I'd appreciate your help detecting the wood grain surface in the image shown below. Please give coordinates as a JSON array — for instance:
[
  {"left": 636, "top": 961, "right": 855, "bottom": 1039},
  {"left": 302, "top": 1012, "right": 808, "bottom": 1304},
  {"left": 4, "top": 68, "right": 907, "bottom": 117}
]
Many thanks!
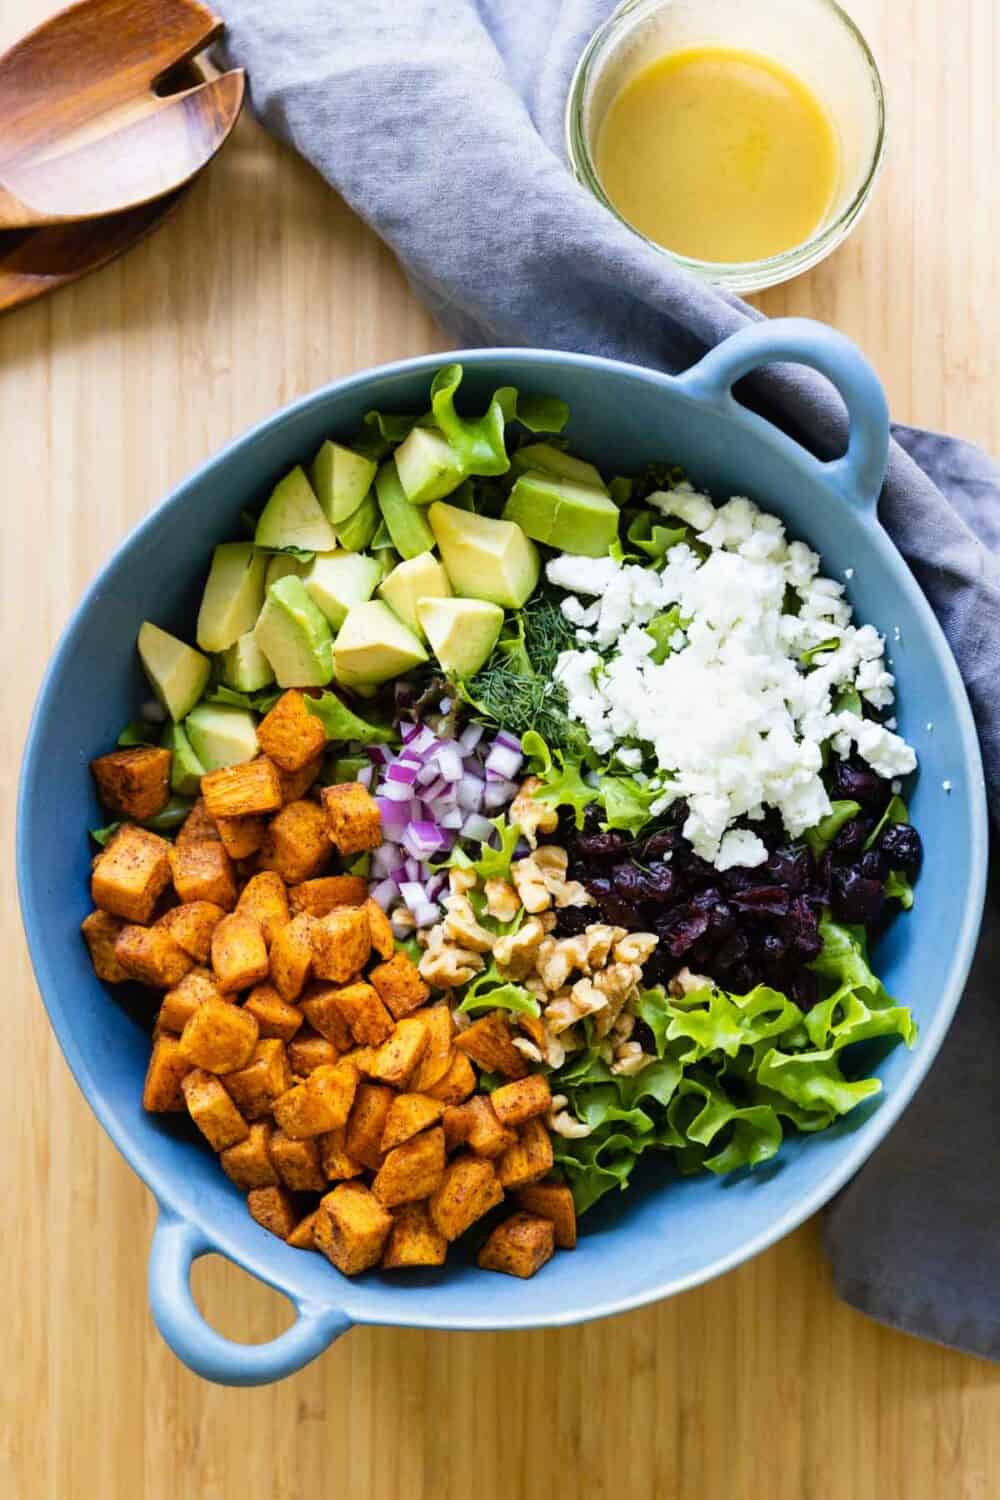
[{"left": 2, "top": 2, "right": 997, "bottom": 1496}]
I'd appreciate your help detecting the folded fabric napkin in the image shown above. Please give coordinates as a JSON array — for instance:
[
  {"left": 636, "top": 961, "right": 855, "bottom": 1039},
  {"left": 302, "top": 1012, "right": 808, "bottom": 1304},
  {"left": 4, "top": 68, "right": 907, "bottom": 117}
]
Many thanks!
[{"left": 217, "top": 0, "right": 1000, "bottom": 1357}]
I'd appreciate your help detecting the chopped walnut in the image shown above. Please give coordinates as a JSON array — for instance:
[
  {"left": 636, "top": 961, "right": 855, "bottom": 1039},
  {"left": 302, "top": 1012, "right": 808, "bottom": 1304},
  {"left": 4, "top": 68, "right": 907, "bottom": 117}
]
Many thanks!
[
  {"left": 509, "top": 777, "right": 559, "bottom": 849},
  {"left": 483, "top": 877, "right": 520, "bottom": 924},
  {"left": 669, "top": 966, "right": 714, "bottom": 997},
  {"left": 611, "top": 1041, "right": 654, "bottom": 1077},
  {"left": 442, "top": 893, "right": 494, "bottom": 953},
  {"left": 418, "top": 928, "right": 486, "bottom": 988},
  {"left": 591, "top": 962, "right": 642, "bottom": 1037},
  {"left": 546, "top": 1094, "right": 593, "bottom": 1139},
  {"left": 543, "top": 994, "right": 581, "bottom": 1036},
  {"left": 580, "top": 923, "right": 618, "bottom": 970},
  {"left": 448, "top": 867, "right": 478, "bottom": 897},
  {"left": 511, "top": 854, "right": 552, "bottom": 914},
  {"left": 538, "top": 910, "right": 558, "bottom": 933},
  {"left": 535, "top": 936, "right": 575, "bottom": 994},
  {"left": 610, "top": 1011, "right": 635, "bottom": 1045},
  {"left": 555, "top": 879, "right": 593, "bottom": 909},
  {"left": 512, "top": 1036, "right": 544, "bottom": 1064},
  {"left": 614, "top": 931, "right": 659, "bottom": 966},
  {"left": 493, "top": 916, "right": 546, "bottom": 980}
]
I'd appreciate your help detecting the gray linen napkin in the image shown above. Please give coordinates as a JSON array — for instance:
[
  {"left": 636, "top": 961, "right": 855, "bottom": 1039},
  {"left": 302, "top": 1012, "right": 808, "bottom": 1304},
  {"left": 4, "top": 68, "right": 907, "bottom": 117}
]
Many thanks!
[{"left": 217, "top": 0, "right": 1000, "bottom": 1357}]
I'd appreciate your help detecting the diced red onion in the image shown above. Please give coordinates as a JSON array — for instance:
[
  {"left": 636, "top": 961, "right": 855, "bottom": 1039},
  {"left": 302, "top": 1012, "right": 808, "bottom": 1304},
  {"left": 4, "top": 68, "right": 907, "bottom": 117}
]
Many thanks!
[
  {"left": 380, "top": 779, "right": 413, "bottom": 804},
  {"left": 413, "top": 901, "right": 440, "bottom": 928},
  {"left": 416, "top": 762, "right": 439, "bottom": 787},
  {"left": 400, "top": 881, "right": 426, "bottom": 913},
  {"left": 368, "top": 744, "right": 393, "bottom": 765},
  {"left": 356, "top": 765, "right": 374, "bottom": 789},
  {"left": 426, "top": 873, "right": 447, "bottom": 900},
  {"left": 437, "top": 745, "right": 464, "bottom": 782},
  {"left": 484, "top": 780, "right": 518, "bottom": 811},
  {"left": 371, "top": 844, "right": 399, "bottom": 879},
  {"left": 402, "top": 821, "right": 447, "bottom": 859},
  {"left": 485, "top": 743, "right": 523, "bottom": 779},
  {"left": 514, "top": 837, "right": 530, "bottom": 858},
  {"left": 457, "top": 773, "right": 485, "bottom": 812},
  {"left": 439, "top": 808, "right": 464, "bottom": 829},
  {"left": 408, "top": 726, "right": 438, "bottom": 756},
  {"left": 376, "top": 796, "right": 410, "bottom": 831},
  {"left": 421, "top": 776, "right": 447, "bottom": 802},
  {"left": 403, "top": 857, "right": 422, "bottom": 884},
  {"left": 459, "top": 723, "right": 485, "bottom": 752},
  {"left": 461, "top": 813, "right": 495, "bottom": 843},
  {"left": 400, "top": 721, "right": 421, "bottom": 742},
  {"left": 370, "top": 878, "right": 400, "bottom": 911},
  {"left": 494, "top": 730, "right": 522, "bottom": 752}
]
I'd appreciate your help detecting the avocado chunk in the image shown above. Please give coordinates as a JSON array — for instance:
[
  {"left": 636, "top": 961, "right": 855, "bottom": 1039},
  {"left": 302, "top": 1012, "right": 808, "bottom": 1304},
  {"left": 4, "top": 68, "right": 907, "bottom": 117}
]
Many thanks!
[
  {"left": 510, "top": 442, "right": 607, "bottom": 493},
  {"left": 428, "top": 502, "right": 539, "bottom": 609},
  {"left": 333, "top": 600, "right": 428, "bottom": 688},
  {"left": 503, "top": 471, "right": 620, "bottom": 557},
  {"left": 303, "top": 550, "right": 382, "bottom": 629},
  {"left": 196, "top": 542, "right": 268, "bottom": 654},
  {"left": 219, "top": 631, "right": 275, "bottom": 693},
  {"left": 161, "top": 720, "right": 206, "bottom": 797},
  {"left": 394, "top": 426, "right": 465, "bottom": 505},
  {"left": 264, "top": 553, "right": 305, "bottom": 591},
  {"left": 254, "top": 466, "right": 336, "bottom": 553},
  {"left": 377, "top": 551, "right": 452, "bottom": 639},
  {"left": 254, "top": 576, "right": 335, "bottom": 688},
  {"left": 185, "top": 703, "right": 259, "bottom": 772},
  {"left": 336, "top": 490, "right": 380, "bottom": 552},
  {"left": 417, "top": 596, "right": 503, "bottom": 678},
  {"left": 310, "top": 440, "right": 377, "bottom": 524},
  {"left": 137, "top": 622, "right": 211, "bottom": 722},
  {"left": 375, "top": 461, "right": 436, "bottom": 559}
]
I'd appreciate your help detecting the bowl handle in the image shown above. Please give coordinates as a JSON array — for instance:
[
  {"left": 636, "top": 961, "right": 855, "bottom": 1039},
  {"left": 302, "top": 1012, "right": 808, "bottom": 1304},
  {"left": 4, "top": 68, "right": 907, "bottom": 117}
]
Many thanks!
[
  {"left": 678, "top": 317, "right": 890, "bottom": 511},
  {"left": 148, "top": 1205, "right": 351, "bottom": 1386}
]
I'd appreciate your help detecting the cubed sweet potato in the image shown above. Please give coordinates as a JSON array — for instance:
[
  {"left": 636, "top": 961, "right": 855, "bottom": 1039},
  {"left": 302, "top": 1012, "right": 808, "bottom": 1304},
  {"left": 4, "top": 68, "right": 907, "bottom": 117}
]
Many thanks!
[
  {"left": 247, "top": 1184, "right": 298, "bottom": 1240},
  {"left": 372, "top": 1126, "right": 446, "bottom": 1208},
  {"left": 518, "top": 1013, "right": 547, "bottom": 1051},
  {"left": 477, "top": 1212, "right": 554, "bottom": 1278},
  {"left": 515, "top": 1182, "right": 577, "bottom": 1250},
  {"left": 299, "top": 982, "right": 354, "bottom": 1050},
  {"left": 318, "top": 1126, "right": 365, "bottom": 1181},
  {"left": 222, "top": 1038, "right": 292, "bottom": 1120},
  {"left": 321, "top": 782, "right": 382, "bottom": 856},
  {"left": 272, "top": 1060, "right": 359, "bottom": 1139},
  {"left": 287, "top": 1210, "right": 320, "bottom": 1250},
  {"left": 276, "top": 752, "right": 324, "bottom": 805},
  {"left": 211, "top": 911, "right": 269, "bottom": 993},
  {"left": 381, "top": 1202, "right": 448, "bottom": 1269},
  {"left": 202, "top": 758, "right": 283, "bottom": 820},
  {"left": 258, "top": 800, "right": 331, "bottom": 884},
  {"left": 215, "top": 815, "right": 268, "bottom": 860},
  {"left": 345, "top": 1082, "right": 395, "bottom": 1171},
  {"left": 91, "top": 824, "right": 172, "bottom": 923},
  {"left": 330, "top": 979, "right": 393, "bottom": 1046},
  {"left": 142, "top": 1033, "right": 191, "bottom": 1111},
  {"left": 256, "top": 689, "right": 327, "bottom": 773},
  {"left": 269, "top": 912, "right": 315, "bottom": 1001},
  {"left": 158, "top": 900, "right": 226, "bottom": 962},
  {"left": 443, "top": 1095, "right": 514, "bottom": 1159},
  {"left": 364, "top": 899, "right": 395, "bottom": 961},
  {"left": 269, "top": 1129, "right": 327, "bottom": 1192},
  {"left": 380, "top": 1093, "right": 445, "bottom": 1152},
  {"left": 429, "top": 1157, "right": 503, "bottom": 1241},
  {"left": 91, "top": 746, "right": 171, "bottom": 821},
  {"left": 423, "top": 1049, "right": 477, "bottom": 1104},
  {"left": 114, "top": 923, "right": 194, "bottom": 988},
  {"left": 182, "top": 1068, "right": 249, "bottom": 1150},
  {"left": 314, "top": 1182, "right": 392, "bottom": 1275},
  {"left": 80, "top": 909, "right": 128, "bottom": 982},
  {"left": 368, "top": 951, "right": 429, "bottom": 1020},
  {"left": 288, "top": 1027, "right": 339, "bottom": 1076},
  {"left": 454, "top": 1011, "right": 529, "bottom": 1079},
  {"left": 496, "top": 1118, "right": 553, "bottom": 1189},
  {"left": 169, "top": 840, "right": 237, "bottom": 910},
  {"left": 311, "top": 906, "right": 371, "bottom": 984},
  {"left": 289, "top": 875, "right": 369, "bottom": 918},
  {"left": 410, "top": 1004, "right": 455, "bottom": 1091},
  {"left": 367, "top": 1016, "right": 429, "bottom": 1089},
  {"left": 157, "top": 967, "right": 223, "bottom": 1033},
  {"left": 176, "top": 797, "right": 222, "bottom": 847},
  {"left": 236, "top": 871, "right": 290, "bottom": 947},
  {"left": 220, "top": 1121, "right": 278, "bottom": 1190},
  {"left": 243, "top": 982, "right": 303, "bottom": 1043},
  {"left": 179, "top": 995, "right": 259, "bottom": 1074},
  {"left": 490, "top": 1074, "right": 552, "bottom": 1128}
]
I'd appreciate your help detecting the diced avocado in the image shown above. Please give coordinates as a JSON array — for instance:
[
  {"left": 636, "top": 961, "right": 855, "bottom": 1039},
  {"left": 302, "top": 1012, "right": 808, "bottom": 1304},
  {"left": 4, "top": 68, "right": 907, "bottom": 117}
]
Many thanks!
[
  {"left": 336, "top": 490, "right": 380, "bottom": 552},
  {"left": 254, "top": 576, "right": 335, "bottom": 688},
  {"left": 310, "top": 440, "right": 377, "bottom": 524},
  {"left": 417, "top": 597, "right": 503, "bottom": 678},
  {"left": 378, "top": 551, "right": 452, "bottom": 639},
  {"left": 394, "top": 426, "right": 465, "bottom": 505},
  {"left": 503, "top": 471, "right": 620, "bottom": 557},
  {"left": 428, "top": 502, "right": 539, "bottom": 609},
  {"left": 219, "top": 631, "right": 275, "bottom": 693},
  {"left": 254, "top": 466, "right": 337, "bottom": 553},
  {"left": 137, "top": 622, "right": 210, "bottom": 722},
  {"left": 161, "top": 720, "right": 206, "bottom": 797},
  {"left": 196, "top": 542, "right": 268, "bottom": 653},
  {"left": 375, "top": 460, "right": 436, "bottom": 559},
  {"left": 333, "top": 600, "right": 428, "bottom": 688},
  {"left": 264, "top": 553, "right": 305, "bottom": 591},
  {"left": 303, "top": 550, "right": 382, "bottom": 629},
  {"left": 185, "top": 703, "right": 259, "bottom": 771},
  {"left": 510, "top": 442, "right": 607, "bottom": 493}
]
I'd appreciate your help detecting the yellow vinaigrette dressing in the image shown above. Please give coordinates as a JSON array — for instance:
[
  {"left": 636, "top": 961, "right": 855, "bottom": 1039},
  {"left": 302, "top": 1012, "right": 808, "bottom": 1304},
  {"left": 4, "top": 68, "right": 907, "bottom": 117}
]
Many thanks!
[{"left": 596, "top": 45, "right": 841, "bottom": 264}]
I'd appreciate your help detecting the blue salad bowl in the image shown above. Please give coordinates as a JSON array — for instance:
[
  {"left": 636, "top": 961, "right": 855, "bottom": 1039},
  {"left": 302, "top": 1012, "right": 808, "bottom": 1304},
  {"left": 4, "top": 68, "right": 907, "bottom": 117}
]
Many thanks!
[{"left": 17, "top": 320, "right": 987, "bottom": 1386}]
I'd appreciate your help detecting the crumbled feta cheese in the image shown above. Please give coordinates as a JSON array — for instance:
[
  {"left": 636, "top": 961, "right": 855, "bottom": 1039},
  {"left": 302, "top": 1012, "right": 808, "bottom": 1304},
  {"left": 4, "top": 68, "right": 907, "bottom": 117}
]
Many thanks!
[{"left": 716, "top": 830, "right": 769, "bottom": 871}]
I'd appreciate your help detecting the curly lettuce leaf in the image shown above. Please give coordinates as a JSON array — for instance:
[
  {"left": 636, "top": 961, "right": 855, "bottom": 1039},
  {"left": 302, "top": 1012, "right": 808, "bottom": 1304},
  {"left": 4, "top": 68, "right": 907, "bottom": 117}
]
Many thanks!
[
  {"left": 596, "top": 773, "right": 657, "bottom": 835},
  {"left": 626, "top": 510, "right": 689, "bottom": 562},
  {"left": 457, "top": 958, "right": 539, "bottom": 1018},
  {"left": 204, "top": 683, "right": 283, "bottom": 714},
  {"left": 448, "top": 815, "right": 522, "bottom": 884},
  {"left": 353, "top": 408, "right": 423, "bottom": 462},
  {"left": 885, "top": 869, "right": 914, "bottom": 908},
  {"left": 668, "top": 1076, "right": 784, "bottom": 1175},
  {"left": 800, "top": 636, "right": 840, "bottom": 666},
  {"left": 551, "top": 1128, "right": 648, "bottom": 1215},
  {"left": 116, "top": 720, "right": 160, "bottom": 747},
  {"left": 521, "top": 730, "right": 598, "bottom": 829},
  {"left": 645, "top": 606, "right": 684, "bottom": 665},
  {"left": 864, "top": 793, "right": 909, "bottom": 850},
  {"left": 304, "top": 690, "right": 397, "bottom": 745}
]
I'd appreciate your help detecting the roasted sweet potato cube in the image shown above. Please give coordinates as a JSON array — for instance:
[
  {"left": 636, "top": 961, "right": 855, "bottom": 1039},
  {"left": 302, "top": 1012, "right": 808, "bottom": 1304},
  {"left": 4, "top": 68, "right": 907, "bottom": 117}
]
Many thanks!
[
  {"left": 158, "top": 967, "right": 223, "bottom": 1033},
  {"left": 329, "top": 979, "right": 392, "bottom": 1046},
  {"left": 491, "top": 1074, "right": 552, "bottom": 1127},
  {"left": 341, "top": 1044, "right": 377, "bottom": 1075},
  {"left": 223, "top": 1039, "right": 292, "bottom": 1119},
  {"left": 215, "top": 815, "right": 268, "bottom": 860},
  {"left": 258, "top": 800, "right": 331, "bottom": 884},
  {"left": 169, "top": 839, "right": 237, "bottom": 910},
  {"left": 321, "top": 782, "right": 382, "bottom": 856},
  {"left": 81, "top": 909, "right": 128, "bottom": 982},
  {"left": 290, "top": 875, "right": 369, "bottom": 918},
  {"left": 287, "top": 1210, "right": 320, "bottom": 1250},
  {"left": 372, "top": 1126, "right": 446, "bottom": 1208},
  {"left": 220, "top": 1121, "right": 278, "bottom": 1190},
  {"left": 272, "top": 1060, "right": 359, "bottom": 1139},
  {"left": 314, "top": 1182, "right": 392, "bottom": 1275},
  {"left": 288, "top": 1027, "right": 339, "bottom": 1076},
  {"left": 423, "top": 1049, "right": 477, "bottom": 1104},
  {"left": 496, "top": 1118, "right": 554, "bottom": 1189},
  {"left": 91, "top": 746, "right": 171, "bottom": 821},
  {"left": 369, "top": 951, "right": 429, "bottom": 1020},
  {"left": 443, "top": 1096, "right": 515, "bottom": 1159},
  {"left": 202, "top": 758, "right": 283, "bottom": 820},
  {"left": 142, "top": 1034, "right": 191, "bottom": 1111},
  {"left": 454, "top": 1012, "right": 529, "bottom": 1079},
  {"left": 236, "top": 871, "right": 290, "bottom": 947},
  {"left": 182, "top": 1068, "right": 249, "bottom": 1150},
  {"left": 276, "top": 752, "right": 324, "bottom": 805},
  {"left": 367, "top": 1016, "right": 429, "bottom": 1089},
  {"left": 299, "top": 982, "right": 354, "bottom": 1049},
  {"left": 410, "top": 1004, "right": 455, "bottom": 1091},
  {"left": 247, "top": 1184, "right": 298, "bottom": 1240},
  {"left": 381, "top": 1093, "right": 445, "bottom": 1152},
  {"left": 243, "top": 982, "right": 303, "bottom": 1043},
  {"left": 515, "top": 1182, "right": 577, "bottom": 1249},
  {"left": 364, "top": 899, "right": 395, "bottom": 960},
  {"left": 211, "top": 911, "right": 269, "bottom": 993},
  {"left": 269, "top": 912, "right": 315, "bottom": 1001},
  {"left": 158, "top": 900, "right": 226, "bottom": 962},
  {"left": 179, "top": 995, "right": 259, "bottom": 1074},
  {"left": 319, "top": 1126, "right": 365, "bottom": 1181},
  {"left": 381, "top": 1202, "right": 448, "bottom": 1269},
  {"left": 311, "top": 906, "right": 371, "bottom": 984},
  {"left": 91, "top": 824, "right": 172, "bottom": 923},
  {"left": 175, "top": 797, "right": 221, "bottom": 846},
  {"left": 345, "top": 1082, "right": 395, "bottom": 1171},
  {"left": 478, "top": 1212, "right": 554, "bottom": 1278},
  {"left": 518, "top": 1012, "right": 547, "bottom": 1051},
  {"left": 269, "top": 1129, "right": 327, "bottom": 1192},
  {"left": 256, "top": 689, "right": 327, "bottom": 773},
  {"left": 429, "top": 1157, "right": 503, "bottom": 1241},
  {"left": 115, "top": 923, "right": 194, "bottom": 988}
]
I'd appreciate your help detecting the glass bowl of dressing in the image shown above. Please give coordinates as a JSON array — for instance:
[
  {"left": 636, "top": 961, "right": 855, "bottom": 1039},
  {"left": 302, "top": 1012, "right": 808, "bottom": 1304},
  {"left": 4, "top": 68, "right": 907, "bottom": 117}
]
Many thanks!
[{"left": 566, "top": 0, "right": 886, "bottom": 293}]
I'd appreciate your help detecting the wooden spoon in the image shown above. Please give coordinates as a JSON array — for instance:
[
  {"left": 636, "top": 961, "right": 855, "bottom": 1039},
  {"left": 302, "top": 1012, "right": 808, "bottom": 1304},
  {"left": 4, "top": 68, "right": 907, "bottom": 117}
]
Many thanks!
[{"left": 0, "top": 0, "right": 244, "bottom": 229}]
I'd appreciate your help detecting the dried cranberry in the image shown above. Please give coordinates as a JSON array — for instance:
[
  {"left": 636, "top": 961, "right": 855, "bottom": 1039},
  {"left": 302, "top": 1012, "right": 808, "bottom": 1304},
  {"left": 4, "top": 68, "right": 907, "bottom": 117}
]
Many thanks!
[
  {"left": 714, "top": 931, "right": 750, "bottom": 971},
  {"left": 831, "top": 816, "right": 872, "bottom": 857},
  {"left": 657, "top": 907, "right": 711, "bottom": 957},
  {"left": 764, "top": 844, "right": 811, "bottom": 892},
  {"left": 554, "top": 906, "right": 593, "bottom": 938},
  {"left": 642, "top": 829, "right": 679, "bottom": 859},
  {"left": 578, "top": 830, "right": 628, "bottom": 862},
  {"left": 732, "top": 886, "right": 791, "bottom": 918},
  {"left": 829, "top": 758, "right": 885, "bottom": 807},
  {"left": 720, "top": 866, "right": 755, "bottom": 895},
  {"left": 858, "top": 848, "right": 888, "bottom": 883},
  {"left": 831, "top": 867, "right": 886, "bottom": 924},
  {"left": 784, "top": 897, "right": 822, "bottom": 960},
  {"left": 789, "top": 968, "right": 819, "bottom": 1009},
  {"left": 879, "top": 823, "right": 923, "bottom": 878},
  {"left": 758, "top": 932, "right": 789, "bottom": 964},
  {"left": 611, "top": 863, "right": 646, "bottom": 899}
]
